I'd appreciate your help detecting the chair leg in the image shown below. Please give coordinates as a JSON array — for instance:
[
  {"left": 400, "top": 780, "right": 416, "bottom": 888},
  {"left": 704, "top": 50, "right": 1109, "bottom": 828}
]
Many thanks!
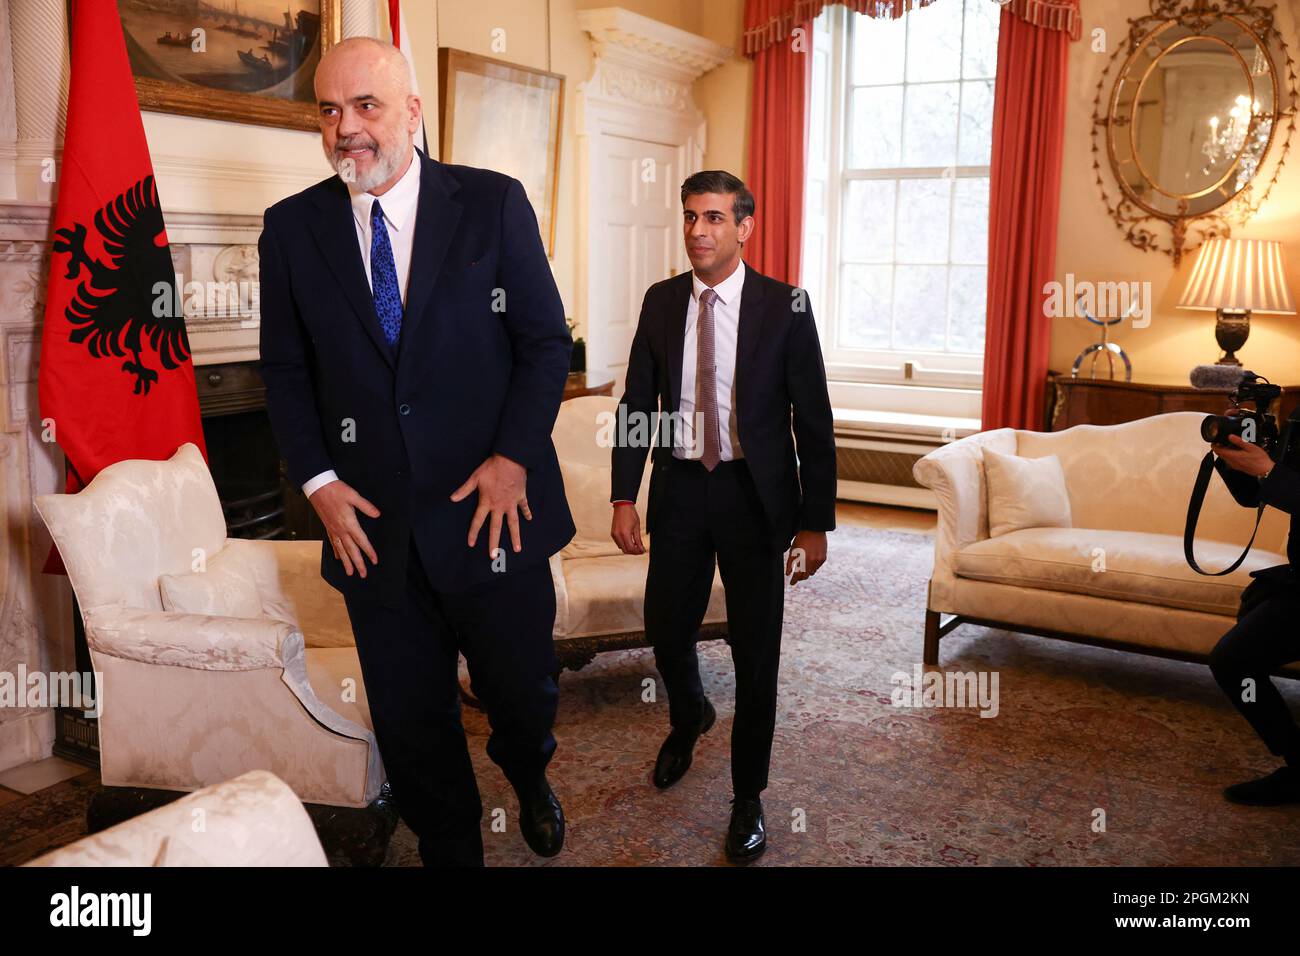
[
  {"left": 304, "top": 784, "right": 398, "bottom": 867},
  {"left": 924, "top": 609, "right": 941, "bottom": 666}
]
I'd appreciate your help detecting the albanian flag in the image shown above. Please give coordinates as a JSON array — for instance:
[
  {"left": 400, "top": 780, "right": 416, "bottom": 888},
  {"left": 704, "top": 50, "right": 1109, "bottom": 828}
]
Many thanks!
[{"left": 38, "top": 0, "right": 207, "bottom": 573}]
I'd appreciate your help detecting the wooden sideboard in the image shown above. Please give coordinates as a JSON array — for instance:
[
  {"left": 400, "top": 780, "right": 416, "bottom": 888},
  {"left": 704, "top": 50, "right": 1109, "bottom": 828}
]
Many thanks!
[
  {"left": 563, "top": 371, "right": 615, "bottom": 401},
  {"left": 1045, "top": 370, "right": 1300, "bottom": 431}
]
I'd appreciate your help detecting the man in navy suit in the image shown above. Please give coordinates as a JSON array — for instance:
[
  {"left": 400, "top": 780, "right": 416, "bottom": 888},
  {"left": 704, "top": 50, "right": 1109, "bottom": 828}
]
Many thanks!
[
  {"left": 610, "top": 171, "right": 837, "bottom": 862},
  {"left": 258, "top": 37, "right": 575, "bottom": 866}
]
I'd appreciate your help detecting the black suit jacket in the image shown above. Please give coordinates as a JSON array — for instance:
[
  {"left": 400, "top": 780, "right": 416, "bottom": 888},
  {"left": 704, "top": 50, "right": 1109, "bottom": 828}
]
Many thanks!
[
  {"left": 610, "top": 266, "right": 836, "bottom": 550},
  {"left": 1214, "top": 456, "right": 1300, "bottom": 586},
  {"left": 258, "top": 152, "right": 575, "bottom": 604}
]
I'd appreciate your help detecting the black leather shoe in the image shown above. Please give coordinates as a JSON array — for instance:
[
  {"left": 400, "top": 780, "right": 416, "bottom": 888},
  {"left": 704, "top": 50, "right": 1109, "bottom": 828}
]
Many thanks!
[
  {"left": 725, "top": 796, "right": 766, "bottom": 863},
  {"left": 515, "top": 774, "right": 565, "bottom": 857},
  {"left": 1223, "top": 766, "right": 1300, "bottom": 806},
  {"left": 653, "top": 698, "right": 716, "bottom": 789}
]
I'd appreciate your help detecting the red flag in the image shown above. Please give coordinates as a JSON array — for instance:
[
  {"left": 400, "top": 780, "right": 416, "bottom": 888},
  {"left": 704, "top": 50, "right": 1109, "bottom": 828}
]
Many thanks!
[
  {"left": 386, "top": 0, "right": 428, "bottom": 154},
  {"left": 38, "top": 0, "right": 208, "bottom": 573}
]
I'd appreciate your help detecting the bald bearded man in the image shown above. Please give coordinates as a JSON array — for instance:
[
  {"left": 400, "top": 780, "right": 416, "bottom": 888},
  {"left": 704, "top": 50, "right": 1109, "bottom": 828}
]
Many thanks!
[{"left": 258, "top": 38, "right": 575, "bottom": 866}]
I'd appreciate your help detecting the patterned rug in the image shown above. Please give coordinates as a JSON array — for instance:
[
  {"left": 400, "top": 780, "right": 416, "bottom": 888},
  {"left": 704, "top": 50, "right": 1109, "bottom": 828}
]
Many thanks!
[
  {"left": 4, "top": 525, "right": 1298, "bottom": 866},
  {"left": 381, "top": 525, "right": 1300, "bottom": 866}
]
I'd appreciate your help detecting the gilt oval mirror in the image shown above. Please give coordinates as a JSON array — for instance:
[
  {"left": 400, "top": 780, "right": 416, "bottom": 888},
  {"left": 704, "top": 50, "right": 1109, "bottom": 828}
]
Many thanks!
[{"left": 1092, "top": 0, "right": 1296, "bottom": 264}]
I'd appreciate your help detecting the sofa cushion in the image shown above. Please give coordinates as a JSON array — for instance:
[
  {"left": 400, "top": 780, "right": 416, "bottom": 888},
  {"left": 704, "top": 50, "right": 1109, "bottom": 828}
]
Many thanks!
[
  {"left": 953, "top": 527, "right": 1286, "bottom": 616},
  {"left": 983, "top": 449, "right": 1073, "bottom": 537},
  {"left": 159, "top": 545, "right": 263, "bottom": 619},
  {"left": 560, "top": 458, "right": 650, "bottom": 559},
  {"left": 558, "top": 552, "right": 726, "bottom": 639}
]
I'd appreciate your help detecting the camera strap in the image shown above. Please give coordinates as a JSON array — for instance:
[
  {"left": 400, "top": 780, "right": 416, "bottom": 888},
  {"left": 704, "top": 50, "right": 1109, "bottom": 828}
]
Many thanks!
[
  {"left": 1184, "top": 410, "right": 1298, "bottom": 576},
  {"left": 1184, "top": 452, "right": 1266, "bottom": 576}
]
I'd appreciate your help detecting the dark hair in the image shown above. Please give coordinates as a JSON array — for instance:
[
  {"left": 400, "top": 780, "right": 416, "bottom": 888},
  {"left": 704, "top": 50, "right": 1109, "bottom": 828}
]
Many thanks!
[{"left": 680, "top": 170, "right": 755, "bottom": 225}]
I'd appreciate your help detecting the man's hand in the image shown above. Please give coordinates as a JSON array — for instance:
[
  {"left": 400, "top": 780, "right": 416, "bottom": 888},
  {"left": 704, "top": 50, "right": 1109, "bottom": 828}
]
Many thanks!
[
  {"left": 611, "top": 504, "right": 645, "bottom": 555},
  {"left": 786, "top": 530, "right": 827, "bottom": 586},
  {"left": 1213, "top": 433, "right": 1275, "bottom": 478},
  {"left": 450, "top": 453, "right": 532, "bottom": 559},
  {"left": 309, "top": 480, "right": 381, "bottom": 578}
]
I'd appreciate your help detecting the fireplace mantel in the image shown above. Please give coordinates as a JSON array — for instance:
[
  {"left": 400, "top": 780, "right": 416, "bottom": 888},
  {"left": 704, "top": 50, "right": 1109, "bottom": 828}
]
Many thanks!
[{"left": 1, "top": 199, "right": 267, "bottom": 368}]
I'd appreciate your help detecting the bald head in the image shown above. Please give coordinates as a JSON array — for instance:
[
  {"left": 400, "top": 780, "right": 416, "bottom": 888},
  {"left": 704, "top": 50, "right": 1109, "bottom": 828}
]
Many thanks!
[
  {"left": 315, "top": 37, "right": 422, "bottom": 195},
  {"left": 318, "top": 36, "right": 413, "bottom": 99}
]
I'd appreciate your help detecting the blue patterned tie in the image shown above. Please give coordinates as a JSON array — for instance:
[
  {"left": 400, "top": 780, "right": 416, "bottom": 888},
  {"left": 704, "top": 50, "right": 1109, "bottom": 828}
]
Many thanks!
[{"left": 370, "top": 200, "right": 402, "bottom": 347}]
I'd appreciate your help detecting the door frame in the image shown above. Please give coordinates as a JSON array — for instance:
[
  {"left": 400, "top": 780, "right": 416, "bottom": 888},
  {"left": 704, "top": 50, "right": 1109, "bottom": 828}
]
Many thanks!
[{"left": 575, "top": 8, "right": 730, "bottom": 381}]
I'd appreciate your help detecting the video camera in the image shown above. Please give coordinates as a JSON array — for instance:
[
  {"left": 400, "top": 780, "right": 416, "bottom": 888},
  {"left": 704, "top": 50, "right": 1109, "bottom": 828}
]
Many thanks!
[
  {"left": 1200, "top": 371, "right": 1287, "bottom": 456},
  {"left": 1187, "top": 371, "right": 1300, "bottom": 576}
]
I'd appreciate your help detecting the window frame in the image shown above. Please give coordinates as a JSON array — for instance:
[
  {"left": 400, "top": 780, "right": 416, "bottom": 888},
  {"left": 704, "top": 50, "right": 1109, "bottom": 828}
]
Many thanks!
[{"left": 803, "top": 2, "right": 996, "bottom": 397}]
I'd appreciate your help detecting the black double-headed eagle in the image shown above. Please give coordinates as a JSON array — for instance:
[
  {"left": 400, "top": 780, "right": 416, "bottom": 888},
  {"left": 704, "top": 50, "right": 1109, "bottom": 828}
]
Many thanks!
[{"left": 51, "top": 175, "right": 191, "bottom": 395}]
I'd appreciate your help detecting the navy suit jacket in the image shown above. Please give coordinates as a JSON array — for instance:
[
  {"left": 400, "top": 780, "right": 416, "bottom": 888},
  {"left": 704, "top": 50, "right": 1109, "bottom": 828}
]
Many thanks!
[
  {"left": 258, "top": 151, "right": 575, "bottom": 605},
  {"left": 610, "top": 267, "right": 837, "bottom": 551}
]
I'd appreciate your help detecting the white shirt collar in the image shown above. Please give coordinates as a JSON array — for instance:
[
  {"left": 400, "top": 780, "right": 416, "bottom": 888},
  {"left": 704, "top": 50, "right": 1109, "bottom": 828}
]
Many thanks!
[
  {"left": 349, "top": 149, "right": 421, "bottom": 233},
  {"left": 692, "top": 258, "right": 746, "bottom": 307}
]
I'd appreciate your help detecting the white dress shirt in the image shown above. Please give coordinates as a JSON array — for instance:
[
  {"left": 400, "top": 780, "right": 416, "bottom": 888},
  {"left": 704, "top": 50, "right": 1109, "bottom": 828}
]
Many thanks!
[
  {"left": 675, "top": 259, "right": 746, "bottom": 462},
  {"left": 302, "top": 151, "right": 422, "bottom": 498}
]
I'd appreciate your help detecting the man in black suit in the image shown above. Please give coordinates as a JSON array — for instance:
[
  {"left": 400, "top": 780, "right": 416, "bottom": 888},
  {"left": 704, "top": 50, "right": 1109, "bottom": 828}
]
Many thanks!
[
  {"left": 1210, "top": 427, "right": 1300, "bottom": 806},
  {"left": 609, "top": 170, "right": 837, "bottom": 862},
  {"left": 258, "top": 38, "right": 575, "bottom": 865}
]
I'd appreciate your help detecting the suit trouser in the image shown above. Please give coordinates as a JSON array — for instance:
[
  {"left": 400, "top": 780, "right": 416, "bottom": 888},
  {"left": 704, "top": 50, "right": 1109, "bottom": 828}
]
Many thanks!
[
  {"left": 341, "top": 534, "right": 559, "bottom": 866},
  {"left": 1208, "top": 580, "right": 1300, "bottom": 767},
  {"left": 645, "top": 455, "right": 787, "bottom": 799}
]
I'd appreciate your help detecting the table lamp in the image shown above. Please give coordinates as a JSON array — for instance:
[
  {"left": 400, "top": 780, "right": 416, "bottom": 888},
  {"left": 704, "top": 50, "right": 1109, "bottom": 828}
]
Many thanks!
[{"left": 1178, "top": 238, "right": 1295, "bottom": 383}]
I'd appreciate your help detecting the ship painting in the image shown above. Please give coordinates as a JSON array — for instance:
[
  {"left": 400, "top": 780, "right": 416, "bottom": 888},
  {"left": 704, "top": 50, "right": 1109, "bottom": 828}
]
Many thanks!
[{"left": 119, "top": 0, "right": 323, "bottom": 101}]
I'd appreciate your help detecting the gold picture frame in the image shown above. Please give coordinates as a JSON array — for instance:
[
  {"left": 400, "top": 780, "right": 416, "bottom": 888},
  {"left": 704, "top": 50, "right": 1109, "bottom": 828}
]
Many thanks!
[
  {"left": 438, "top": 48, "right": 565, "bottom": 257},
  {"left": 1089, "top": 0, "right": 1298, "bottom": 265},
  {"left": 118, "top": 0, "right": 342, "bottom": 132}
]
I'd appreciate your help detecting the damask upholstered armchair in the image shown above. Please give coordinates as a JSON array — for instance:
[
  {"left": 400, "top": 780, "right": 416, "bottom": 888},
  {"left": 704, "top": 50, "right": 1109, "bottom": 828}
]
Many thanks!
[
  {"left": 25, "top": 770, "right": 328, "bottom": 867},
  {"left": 549, "top": 396, "right": 728, "bottom": 670},
  {"left": 34, "top": 443, "right": 395, "bottom": 863}
]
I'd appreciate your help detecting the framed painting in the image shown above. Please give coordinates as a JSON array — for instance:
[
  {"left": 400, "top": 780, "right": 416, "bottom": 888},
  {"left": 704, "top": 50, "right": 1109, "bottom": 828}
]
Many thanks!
[
  {"left": 117, "top": 0, "right": 341, "bottom": 132},
  {"left": 438, "top": 48, "right": 565, "bottom": 257}
]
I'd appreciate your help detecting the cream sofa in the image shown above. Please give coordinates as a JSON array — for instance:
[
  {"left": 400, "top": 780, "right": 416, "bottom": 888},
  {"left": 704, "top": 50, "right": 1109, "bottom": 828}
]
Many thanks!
[
  {"left": 33, "top": 443, "right": 385, "bottom": 809},
  {"left": 549, "top": 396, "right": 727, "bottom": 670},
  {"left": 24, "top": 770, "right": 327, "bottom": 867},
  {"left": 912, "top": 412, "right": 1298, "bottom": 673}
]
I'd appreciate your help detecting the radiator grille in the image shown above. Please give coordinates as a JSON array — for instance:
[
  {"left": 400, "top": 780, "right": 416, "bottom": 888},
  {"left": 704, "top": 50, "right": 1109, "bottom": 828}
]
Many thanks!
[{"left": 835, "top": 444, "right": 925, "bottom": 488}]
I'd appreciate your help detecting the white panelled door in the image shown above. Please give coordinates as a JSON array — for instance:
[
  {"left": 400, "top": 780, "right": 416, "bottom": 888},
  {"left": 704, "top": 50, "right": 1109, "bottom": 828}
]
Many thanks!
[
  {"left": 590, "top": 136, "right": 681, "bottom": 384},
  {"left": 575, "top": 8, "right": 729, "bottom": 395}
]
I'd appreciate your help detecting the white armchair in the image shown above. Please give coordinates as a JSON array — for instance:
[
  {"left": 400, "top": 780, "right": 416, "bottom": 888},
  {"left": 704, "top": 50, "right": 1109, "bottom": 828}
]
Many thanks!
[
  {"left": 549, "top": 396, "right": 728, "bottom": 670},
  {"left": 24, "top": 770, "right": 328, "bottom": 867},
  {"left": 33, "top": 443, "right": 388, "bottom": 820}
]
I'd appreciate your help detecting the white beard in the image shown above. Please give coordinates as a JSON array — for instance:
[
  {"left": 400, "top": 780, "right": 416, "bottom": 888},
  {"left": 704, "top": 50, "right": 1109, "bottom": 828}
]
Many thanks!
[{"left": 325, "top": 138, "right": 407, "bottom": 193}]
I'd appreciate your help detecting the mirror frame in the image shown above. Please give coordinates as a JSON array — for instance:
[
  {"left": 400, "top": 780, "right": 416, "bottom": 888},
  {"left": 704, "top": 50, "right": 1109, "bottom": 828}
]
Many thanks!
[{"left": 1090, "top": 0, "right": 1297, "bottom": 264}]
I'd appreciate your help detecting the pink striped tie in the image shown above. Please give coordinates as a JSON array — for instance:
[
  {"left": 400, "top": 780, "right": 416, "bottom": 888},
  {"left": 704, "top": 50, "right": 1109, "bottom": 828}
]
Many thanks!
[{"left": 696, "top": 288, "right": 721, "bottom": 471}]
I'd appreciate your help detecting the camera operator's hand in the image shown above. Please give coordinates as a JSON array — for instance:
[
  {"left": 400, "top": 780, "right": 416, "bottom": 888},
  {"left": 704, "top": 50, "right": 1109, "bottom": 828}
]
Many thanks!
[{"left": 1213, "top": 433, "right": 1275, "bottom": 478}]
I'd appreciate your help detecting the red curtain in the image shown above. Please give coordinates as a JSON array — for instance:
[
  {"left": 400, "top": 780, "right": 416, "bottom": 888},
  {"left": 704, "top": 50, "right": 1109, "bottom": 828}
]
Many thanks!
[
  {"left": 745, "top": 0, "right": 810, "bottom": 286},
  {"left": 744, "top": 0, "right": 937, "bottom": 54},
  {"left": 980, "top": 4, "right": 1075, "bottom": 431}
]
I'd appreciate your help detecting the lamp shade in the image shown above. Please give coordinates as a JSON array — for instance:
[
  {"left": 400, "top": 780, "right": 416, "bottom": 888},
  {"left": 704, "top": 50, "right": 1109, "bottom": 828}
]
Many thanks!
[{"left": 1178, "top": 238, "right": 1296, "bottom": 314}]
